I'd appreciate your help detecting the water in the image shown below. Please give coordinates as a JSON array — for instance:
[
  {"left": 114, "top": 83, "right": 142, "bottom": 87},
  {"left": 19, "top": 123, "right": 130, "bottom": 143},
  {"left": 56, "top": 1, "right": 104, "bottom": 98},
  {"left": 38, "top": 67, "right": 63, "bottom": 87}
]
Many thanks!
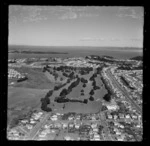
[{"left": 8, "top": 46, "right": 143, "bottom": 59}]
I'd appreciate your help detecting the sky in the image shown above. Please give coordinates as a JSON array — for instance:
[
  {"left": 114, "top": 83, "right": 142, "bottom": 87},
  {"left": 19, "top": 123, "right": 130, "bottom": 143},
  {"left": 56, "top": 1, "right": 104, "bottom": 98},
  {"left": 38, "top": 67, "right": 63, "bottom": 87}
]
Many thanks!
[{"left": 9, "top": 6, "right": 144, "bottom": 47}]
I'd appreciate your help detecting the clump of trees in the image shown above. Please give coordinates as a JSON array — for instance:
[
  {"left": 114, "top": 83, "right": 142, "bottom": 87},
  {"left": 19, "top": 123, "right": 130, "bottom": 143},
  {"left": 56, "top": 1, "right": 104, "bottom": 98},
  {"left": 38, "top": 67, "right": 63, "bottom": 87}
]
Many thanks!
[
  {"left": 83, "top": 99, "right": 88, "bottom": 104},
  {"left": 81, "top": 92, "right": 84, "bottom": 96},
  {"left": 40, "top": 90, "right": 53, "bottom": 112},
  {"left": 89, "top": 73, "right": 97, "bottom": 81},
  {"left": 60, "top": 88, "right": 68, "bottom": 97},
  {"left": 103, "top": 93, "right": 111, "bottom": 102},
  {"left": 100, "top": 76, "right": 113, "bottom": 102},
  {"left": 81, "top": 89, "right": 84, "bottom": 92},
  {"left": 89, "top": 96, "right": 94, "bottom": 101},
  {"left": 80, "top": 78, "right": 88, "bottom": 84},
  {"left": 101, "top": 105, "right": 108, "bottom": 111},
  {"left": 41, "top": 98, "right": 52, "bottom": 112},
  {"left": 54, "top": 83, "right": 67, "bottom": 90},
  {"left": 83, "top": 83, "right": 86, "bottom": 88},
  {"left": 89, "top": 89, "right": 94, "bottom": 96},
  {"left": 54, "top": 97, "right": 69, "bottom": 103}
]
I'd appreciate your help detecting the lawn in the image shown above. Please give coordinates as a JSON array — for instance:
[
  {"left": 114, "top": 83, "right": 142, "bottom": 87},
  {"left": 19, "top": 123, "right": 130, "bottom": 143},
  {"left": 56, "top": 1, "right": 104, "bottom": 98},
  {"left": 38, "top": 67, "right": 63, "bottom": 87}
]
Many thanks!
[
  {"left": 66, "top": 82, "right": 83, "bottom": 99},
  {"left": 8, "top": 87, "right": 49, "bottom": 108},
  {"left": 7, "top": 87, "right": 49, "bottom": 127},
  {"left": 63, "top": 100, "right": 102, "bottom": 114},
  {"left": 10, "top": 67, "right": 56, "bottom": 89}
]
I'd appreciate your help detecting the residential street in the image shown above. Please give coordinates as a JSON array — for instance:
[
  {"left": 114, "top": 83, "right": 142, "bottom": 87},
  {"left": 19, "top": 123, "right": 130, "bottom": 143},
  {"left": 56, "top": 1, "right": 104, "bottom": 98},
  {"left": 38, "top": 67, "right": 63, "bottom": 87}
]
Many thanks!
[{"left": 105, "top": 68, "right": 142, "bottom": 114}]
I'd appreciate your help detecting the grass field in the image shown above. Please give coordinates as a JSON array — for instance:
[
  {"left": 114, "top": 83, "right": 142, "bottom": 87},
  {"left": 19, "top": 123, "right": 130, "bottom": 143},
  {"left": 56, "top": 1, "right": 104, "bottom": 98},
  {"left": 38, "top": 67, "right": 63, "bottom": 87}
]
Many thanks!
[
  {"left": 9, "top": 67, "right": 56, "bottom": 89},
  {"left": 8, "top": 87, "right": 49, "bottom": 108},
  {"left": 7, "top": 87, "right": 49, "bottom": 126},
  {"left": 45, "top": 70, "right": 107, "bottom": 114},
  {"left": 8, "top": 66, "right": 107, "bottom": 123}
]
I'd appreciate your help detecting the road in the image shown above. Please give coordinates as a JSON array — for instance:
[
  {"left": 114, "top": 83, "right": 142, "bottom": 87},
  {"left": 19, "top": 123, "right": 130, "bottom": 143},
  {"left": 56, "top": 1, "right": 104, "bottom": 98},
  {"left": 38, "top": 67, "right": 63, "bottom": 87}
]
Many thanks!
[
  {"left": 25, "top": 113, "right": 50, "bottom": 140},
  {"left": 105, "top": 68, "right": 142, "bottom": 114},
  {"left": 99, "top": 112, "right": 113, "bottom": 141}
]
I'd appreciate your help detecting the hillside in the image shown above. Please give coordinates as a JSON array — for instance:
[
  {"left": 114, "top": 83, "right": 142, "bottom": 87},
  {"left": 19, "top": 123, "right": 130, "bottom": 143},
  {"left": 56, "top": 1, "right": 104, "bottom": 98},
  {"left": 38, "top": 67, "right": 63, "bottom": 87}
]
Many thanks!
[{"left": 130, "top": 56, "right": 143, "bottom": 61}]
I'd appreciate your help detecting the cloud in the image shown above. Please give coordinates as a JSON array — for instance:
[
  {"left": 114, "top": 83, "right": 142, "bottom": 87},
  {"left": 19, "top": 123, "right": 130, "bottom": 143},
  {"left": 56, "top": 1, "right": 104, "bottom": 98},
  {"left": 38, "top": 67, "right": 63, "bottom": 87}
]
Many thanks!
[
  {"left": 80, "top": 37, "right": 105, "bottom": 41},
  {"left": 59, "top": 12, "right": 77, "bottom": 20},
  {"left": 110, "top": 38, "right": 120, "bottom": 41},
  {"left": 58, "top": 6, "right": 100, "bottom": 20},
  {"left": 79, "top": 13, "right": 99, "bottom": 18},
  {"left": 22, "top": 6, "right": 48, "bottom": 22},
  {"left": 9, "top": 16, "right": 18, "bottom": 25},
  {"left": 130, "top": 38, "right": 143, "bottom": 41},
  {"left": 117, "top": 8, "right": 143, "bottom": 19},
  {"left": 118, "top": 7, "right": 130, "bottom": 11},
  {"left": 23, "top": 16, "right": 47, "bottom": 22}
]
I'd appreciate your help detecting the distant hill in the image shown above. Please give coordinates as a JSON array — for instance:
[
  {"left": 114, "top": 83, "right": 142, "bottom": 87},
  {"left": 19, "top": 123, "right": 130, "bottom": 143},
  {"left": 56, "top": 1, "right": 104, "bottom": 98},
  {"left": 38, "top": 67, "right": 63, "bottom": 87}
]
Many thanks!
[
  {"left": 103, "top": 55, "right": 115, "bottom": 59},
  {"left": 130, "top": 56, "right": 143, "bottom": 61}
]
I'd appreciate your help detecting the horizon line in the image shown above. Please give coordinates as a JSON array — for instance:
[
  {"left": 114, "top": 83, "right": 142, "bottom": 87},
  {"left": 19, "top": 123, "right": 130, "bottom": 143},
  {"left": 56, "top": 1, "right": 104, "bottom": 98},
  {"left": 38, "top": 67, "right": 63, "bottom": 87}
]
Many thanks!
[{"left": 8, "top": 44, "right": 143, "bottom": 49}]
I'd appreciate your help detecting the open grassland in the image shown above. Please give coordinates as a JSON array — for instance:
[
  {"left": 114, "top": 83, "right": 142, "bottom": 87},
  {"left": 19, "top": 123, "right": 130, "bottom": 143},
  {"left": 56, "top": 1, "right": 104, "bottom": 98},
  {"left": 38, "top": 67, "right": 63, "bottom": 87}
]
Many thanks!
[
  {"left": 7, "top": 87, "right": 49, "bottom": 125},
  {"left": 8, "top": 65, "right": 107, "bottom": 119},
  {"left": 8, "top": 87, "right": 49, "bottom": 108},
  {"left": 62, "top": 101, "right": 102, "bottom": 114},
  {"left": 9, "top": 67, "right": 56, "bottom": 89}
]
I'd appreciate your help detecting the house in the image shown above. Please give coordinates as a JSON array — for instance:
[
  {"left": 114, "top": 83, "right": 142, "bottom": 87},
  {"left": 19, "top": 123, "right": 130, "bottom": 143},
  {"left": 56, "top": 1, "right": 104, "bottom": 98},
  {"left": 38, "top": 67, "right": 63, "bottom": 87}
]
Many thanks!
[
  {"left": 125, "top": 115, "right": 130, "bottom": 119},
  {"left": 106, "top": 104, "right": 118, "bottom": 111},
  {"left": 30, "top": 120, "right": 36, "bottom": 124},
  {"left": 114, "top": 115, "right": 118, "bottom": 120},
  {"left": 119, "top": 114, "right": 124, "bottom": 119},
  {"left": 108, "top": 114, "right": 113, "bottom": 119},
  {"left": 75, "top": 124, "right": 80, "bottom": 129},
  {"left": 62, "top": 123, "right": 68, "bottom": 129},
  {"left": 26, "top": 124, "right": 33, "bottom": 130},
  {"left": 132, "top": 115, "right": 137, "bottom": 119},
  {"left": 21, "top": 120, "right": 28, "bottom": 124},
  {"left": 51, "top": 116, "right": 58, "bottom": 121},
  {"left": 93, "top": 128, "right": 98, "bottom": 132},
  {"left": 64, "top": 136, "right": 71, "bottom": 140},
  {"left": 44, "top": 124, "right": 50, "bottom": 129},
  {"left": 119, "top": 125, "right": 124, "bottom": 129}
]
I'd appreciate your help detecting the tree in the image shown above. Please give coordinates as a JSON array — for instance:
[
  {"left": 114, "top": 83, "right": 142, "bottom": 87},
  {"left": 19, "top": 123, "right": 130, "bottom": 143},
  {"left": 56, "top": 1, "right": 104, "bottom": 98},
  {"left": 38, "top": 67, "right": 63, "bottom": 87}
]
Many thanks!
[
  {"left": 103, "top": 93, "right": 111, "bottom": 102},
  {"left": 89, "top": 89, "right": 94, "bottom": 95},
  {"left": 89, "top": 96, "right": 94, "bottom": 101},
  {"left": 83, "top": 83, "right": 86, "bottom": 88},
  {"left": 60, "top": 88, "right": 68, "bottom": 96},
  {"left": 81, "top": 92, "right": 84, "bottom": 96},
  {"left": 93, "top": 86, "right": 100, "bottom": 90},
  {"left": 46, "top": 90, "right": 53, "bottom": 97},
  {"left": 81, "top": 78, "right": 88, "bottom": 83},
  {"left": 60, "top": 77, "right": 63, "bottom": 81},
  {"left": 81, "top": 89, "right": 84, "bottom": 92},
  {"left": 101, "top": 105, "right": 108, "bottom": 111},
  {"left": 83, "top": 99, "right": 88, "bottom": 104}
]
